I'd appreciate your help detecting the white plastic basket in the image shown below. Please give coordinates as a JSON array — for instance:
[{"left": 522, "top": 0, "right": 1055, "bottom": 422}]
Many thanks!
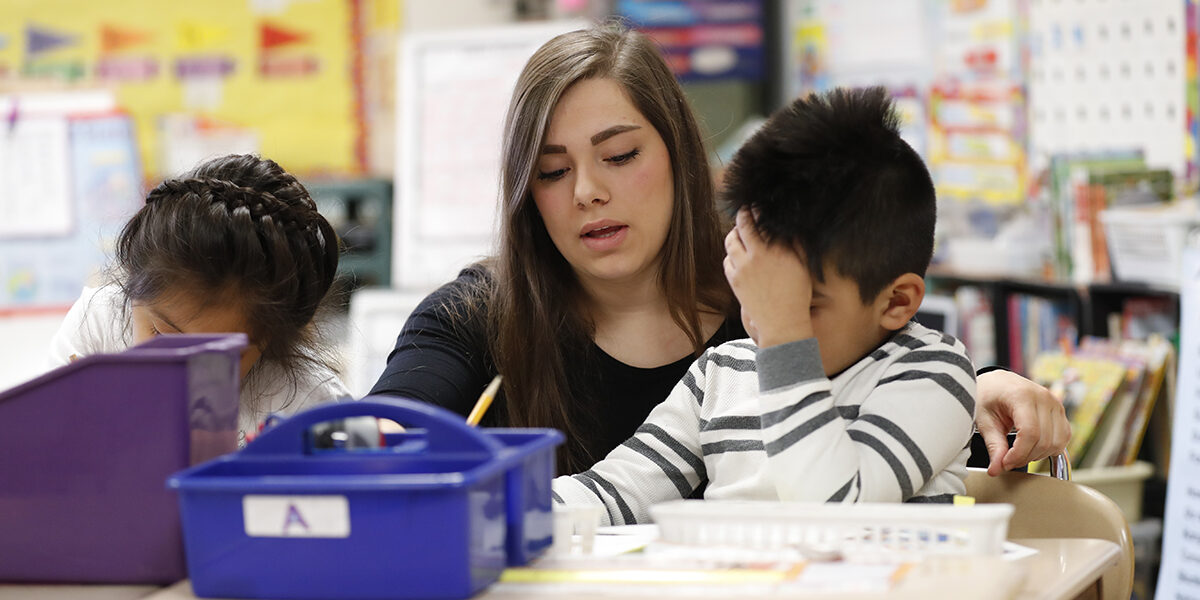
[
  {"left": 649, "top": 500, "right": 1014, "bottom": 558},
  {"left": 1100, "top": 201, "right": 1200, "bottom": 289}
]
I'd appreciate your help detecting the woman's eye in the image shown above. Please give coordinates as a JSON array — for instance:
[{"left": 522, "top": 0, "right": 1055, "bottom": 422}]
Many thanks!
[
  {"left": 605, "top": 149, "right": 640, "bottom": 165},
  {"left": 536, "top": 168, "right": 569, "bottom": 181}
]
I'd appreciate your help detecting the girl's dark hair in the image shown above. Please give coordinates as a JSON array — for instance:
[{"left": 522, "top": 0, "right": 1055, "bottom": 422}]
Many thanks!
[
  {"left": 487, "top": 22, "right": 735, "bottom": 473},
  {"left": 114, "top": 154, "right": 341, "bottom": 408}
]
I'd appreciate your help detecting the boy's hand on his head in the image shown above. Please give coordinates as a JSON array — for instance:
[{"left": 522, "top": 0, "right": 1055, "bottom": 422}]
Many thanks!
[
  {"left": 975, "top": 369, "right": 1071, "bottom": 476},
  {"left": 723, "top": 208, "right": 814, "bottom": 348}
]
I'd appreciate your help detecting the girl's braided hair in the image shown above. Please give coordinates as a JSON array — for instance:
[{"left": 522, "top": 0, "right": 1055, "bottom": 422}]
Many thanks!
[{"left": 115, "top": 154, "right": 341, "bottom": 406}]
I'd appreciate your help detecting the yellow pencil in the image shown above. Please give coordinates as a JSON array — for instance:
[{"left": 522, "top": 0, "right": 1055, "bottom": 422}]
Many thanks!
[{"left": 466, "top": 375, "right": 503, "bottom": 427}]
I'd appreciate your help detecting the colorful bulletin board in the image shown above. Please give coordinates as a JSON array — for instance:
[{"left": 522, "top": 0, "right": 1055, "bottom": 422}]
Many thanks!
[
  {"left": 616, "top": 0, "right": 765, "bottom": 82},
  {"left": 0, "top": 0, "right": 364, "bottom": 179},
  {"left": 0, "top": 104, "right": 143, "bottom": 312}
]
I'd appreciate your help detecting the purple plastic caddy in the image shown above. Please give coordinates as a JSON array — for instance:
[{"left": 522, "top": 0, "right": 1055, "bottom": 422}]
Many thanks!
[{"left": 0, "top": 333, "right": 244, "bottom": 584}]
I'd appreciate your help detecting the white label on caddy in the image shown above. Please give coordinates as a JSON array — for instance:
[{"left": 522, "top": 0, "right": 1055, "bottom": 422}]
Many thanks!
[{"left": 243, "top": 495, "right": 350, "bottom": 538}]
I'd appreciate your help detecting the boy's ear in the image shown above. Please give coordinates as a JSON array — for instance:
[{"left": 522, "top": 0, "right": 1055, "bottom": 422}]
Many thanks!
[{"left": 877, "top": 273, "right": 925, "bottom": 331}]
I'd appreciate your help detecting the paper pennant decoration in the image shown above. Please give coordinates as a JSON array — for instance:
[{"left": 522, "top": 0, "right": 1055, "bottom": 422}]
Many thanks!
[
  {"left": 101, "top": 25, "right": 152, "bottom": 53},
  {"left": 26, "top": 24, "right": 78, "bottom": 57},
  {"left": 260, "top": 54, "right": 318, "bottom": 77},
  {"left": 176, "top": 22, "right": 229, "bottom": 51},
  {"left": 96, "top": 56, "right": 159, "bottom": 81},
  {"left": 175, "top": 55, "right": 236, "bottom": 79},
  {"left": 260, "top": 22, "right": 309, "bottom": 50}
]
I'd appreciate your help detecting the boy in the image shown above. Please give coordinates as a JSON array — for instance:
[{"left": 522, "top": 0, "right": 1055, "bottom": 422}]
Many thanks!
[{"left": 551, "top": 87, "right": 976, "bottom": 525}]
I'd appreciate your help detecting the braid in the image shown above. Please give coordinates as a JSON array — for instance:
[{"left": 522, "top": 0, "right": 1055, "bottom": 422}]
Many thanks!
[{"left": 116, "top": 154, "right": 342, "bottom": 414}]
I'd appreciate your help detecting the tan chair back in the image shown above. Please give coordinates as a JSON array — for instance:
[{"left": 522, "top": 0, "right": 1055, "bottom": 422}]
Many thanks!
[{"left": 965, "top": 468, "right": 1132, "bottom": 600}]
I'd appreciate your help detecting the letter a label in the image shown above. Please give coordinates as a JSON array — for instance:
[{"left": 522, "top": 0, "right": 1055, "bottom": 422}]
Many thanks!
[{"left": 243, "top": 495, "right": 350, "bottom": 538}]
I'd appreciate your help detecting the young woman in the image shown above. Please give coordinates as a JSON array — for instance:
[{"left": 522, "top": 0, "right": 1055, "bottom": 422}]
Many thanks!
[
  {"left": 49, "top": 154, "right": 349, "bottom": 438},
  {"left": 371, "top": 23, "right": 1068, "bottom": 476}
]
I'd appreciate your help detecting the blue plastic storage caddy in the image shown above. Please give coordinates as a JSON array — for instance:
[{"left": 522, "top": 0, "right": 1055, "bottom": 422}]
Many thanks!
[
  {"left": 0, "top": 333, "right": 244, "bottom": 584},
  {"left": 168, "top": 397, "right": 562, "bottom": 600}
]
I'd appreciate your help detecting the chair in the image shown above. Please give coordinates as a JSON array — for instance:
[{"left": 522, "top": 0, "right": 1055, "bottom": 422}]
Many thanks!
[{"left": 965, "top": 465, "right": 1133, "bottom": 600}]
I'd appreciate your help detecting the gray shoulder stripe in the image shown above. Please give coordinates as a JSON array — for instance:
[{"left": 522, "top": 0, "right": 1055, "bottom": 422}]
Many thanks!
[
  {"left": 571, "top": 473, "right": 616, "bottom": 524},
  {"left": 892, "top": 350, "right": 975, "bottom": 376},
  {"left": 624, "top": 437, "right": 693, "bottom": 498},
  {"left": 728, "top": 341, "right": 757, "bottom": 352},
  {"left": 702, "top": 415, "right": 762, "bottom": 431},
  {"left": 877, "top": 371, "right": 975, "bottom": 416},
  {"left": 707, "top": 352, "right": 757, "bottom": 372},
  {"left": 681, "top": 370, "right": 705, "bottom": 407},
  {"left": 869, "top": 347, "right": 890, "bottom": 361},
  {"left": 940, "top": 333, "right": 958, "bottom": 347},
  {"left": 701, "top": 438, "right": 764, "bottom": 454},
  {"left": 576, "top": 470, "right": 636, "bottom": 525},
  {"left": 761, "top": 390, "right": 831, "bottom": 428},
  {"left": 551, "top": 490, "right": 564, "bottom": 504},
  {"left": 857, "top": 414, "right": 932, "bottom": 481},
  {"left": 837, "top": 405, "right": 859, "bottom": 420},
  {"left": 847, "top": 430, "right": 913, "bottom": 499},
  {"left": 637, "top": 423, "right": 706, "bottom": 477},
  {"left": 905, "top": 493, "right": 955, "bottom": 504},
  {"left": 827, "top": 473, "right": 857, "bottom": 502},
  {"left": 764, "top": 407, "right": 839, "bottom": 455}
]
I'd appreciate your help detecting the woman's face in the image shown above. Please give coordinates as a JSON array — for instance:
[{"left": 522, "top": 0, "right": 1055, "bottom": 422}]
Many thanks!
[
  {"left": 531, "top": 78, "right": 675, "bottom": 288},
  {"left": 131, "top": 289, "right": 261, "bottom": 379}
]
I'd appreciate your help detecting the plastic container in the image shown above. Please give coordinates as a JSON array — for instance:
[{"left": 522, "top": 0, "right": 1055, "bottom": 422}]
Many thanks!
[
  {"left": 487, "top": 430, "right": 560, "bottom": 565},
  {"left": 168, "top": 397, "right": 562, "bottom": 600},
  {"left": 650, "top": 500, "right": 1014, "bottom": 558},
  {"left": 1072, "top": 461, "right": 1154, "bottom": 522},
  {"left": 1100, "top": 201, "right": 1200, "bottom": 288},
  {"left": 0, "top": 333, "right": 244, "bottom": 584}
]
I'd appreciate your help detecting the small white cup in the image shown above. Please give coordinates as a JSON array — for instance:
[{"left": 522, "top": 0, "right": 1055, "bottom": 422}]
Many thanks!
[{"left": 551, "top": 504, "right": 603, "bottom": 556}]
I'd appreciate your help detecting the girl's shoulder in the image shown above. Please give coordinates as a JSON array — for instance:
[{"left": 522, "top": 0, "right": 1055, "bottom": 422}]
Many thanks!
[{"left": 49, "top": 285, "right": 132, "bottom": 363}]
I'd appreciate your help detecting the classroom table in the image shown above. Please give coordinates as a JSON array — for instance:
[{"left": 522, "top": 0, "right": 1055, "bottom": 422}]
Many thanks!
[{"left": 39, "top": 536, "right": 1105, "bottom": 600}]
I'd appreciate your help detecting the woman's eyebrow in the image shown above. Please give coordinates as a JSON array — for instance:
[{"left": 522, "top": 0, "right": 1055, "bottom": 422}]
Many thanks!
[
  {"left": 591, "top": 124, "right": 640, "bottom": 145},
  {"left": 541, "top": 125, "right": 642, "bottom": 154}
]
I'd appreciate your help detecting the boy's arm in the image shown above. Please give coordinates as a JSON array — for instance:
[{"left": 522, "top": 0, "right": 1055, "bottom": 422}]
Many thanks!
[
  {"left": 758, "top": 333, "right": 976, "bottom": 503},
  {"left": 551, "top": 353, "right": 709, "bottom": 526}
]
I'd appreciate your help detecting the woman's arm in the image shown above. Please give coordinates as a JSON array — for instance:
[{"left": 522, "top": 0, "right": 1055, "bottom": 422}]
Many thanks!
[
  {"left": 368, "top": 269, "right": 494, "bottom": 420},
  {"left": 974, "top": 368, "right": 1071, "bottom": 476}
]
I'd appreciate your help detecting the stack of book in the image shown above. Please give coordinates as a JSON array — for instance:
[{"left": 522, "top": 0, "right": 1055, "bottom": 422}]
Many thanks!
[{"left": 1027, "top": 336, "right": 1174, "bottom": 470}]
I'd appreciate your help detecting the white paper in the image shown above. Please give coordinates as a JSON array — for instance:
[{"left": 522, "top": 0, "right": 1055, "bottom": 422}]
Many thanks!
[
  {"left": 1156, "top": 241, "right": 1200, "bottom": 597},
  {"left": 1028, "top": 0, "right": 1187, "bottom": 176},
  {"left": 395, "top": 21, "right": 586, "bottom": 288},
  {"left": 0, "top": 116, "right": 72, "bottom": 238},
  {"left": 243, "top": 494, "right": 350, "bottom": 538}
]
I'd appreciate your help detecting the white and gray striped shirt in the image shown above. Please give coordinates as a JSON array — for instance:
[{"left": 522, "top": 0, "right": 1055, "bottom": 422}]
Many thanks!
[{"left": 552, "top": 321, "right": 976, "bottom": 525}]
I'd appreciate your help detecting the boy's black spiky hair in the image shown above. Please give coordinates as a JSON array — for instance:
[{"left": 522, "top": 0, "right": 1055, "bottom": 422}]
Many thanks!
[{"left": 721, "top": 86, "right": 936, "bottom": 303}]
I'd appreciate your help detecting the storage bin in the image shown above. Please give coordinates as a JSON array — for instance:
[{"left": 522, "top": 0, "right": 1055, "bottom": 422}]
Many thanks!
[
  {"left": 168, "top": 397, "right": 561, "bottom": 600},
  {"left": 1071, "top": 461, "right": 1154, "bottom": 522},
  {"left": 651, "top": 500, "right": 1014, "bottom": 558},
  {"left": 0, "top": 333, "right": 244, "bottom": 584},
  {"left": 1100, "top": 201, "right": 1200, "bottom": 288}
]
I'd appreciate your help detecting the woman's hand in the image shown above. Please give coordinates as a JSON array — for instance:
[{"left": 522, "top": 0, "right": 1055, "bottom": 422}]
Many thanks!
[
  {"left": 723, "top": 209, "right": 813, "bottom": 348},
  {"left": 975, "top": 369, "right": 1071, "bottom": 476}
]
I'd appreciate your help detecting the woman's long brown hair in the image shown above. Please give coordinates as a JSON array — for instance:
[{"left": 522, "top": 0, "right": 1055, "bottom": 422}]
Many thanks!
[{"left": 489, "top": 22, "right": 734, "bottom": 473}]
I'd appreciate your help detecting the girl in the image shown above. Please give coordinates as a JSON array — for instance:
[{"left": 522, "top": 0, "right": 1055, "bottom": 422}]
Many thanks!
[{"left": 49, "top": 154, "right": 349, "bottom": 438}]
